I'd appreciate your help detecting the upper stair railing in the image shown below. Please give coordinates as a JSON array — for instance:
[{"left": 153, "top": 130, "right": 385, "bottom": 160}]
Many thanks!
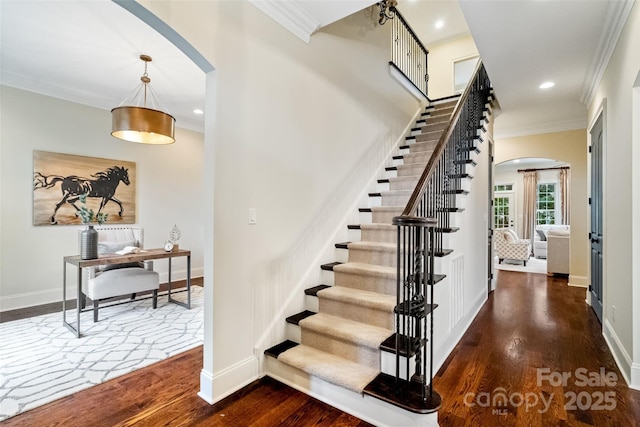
[
  {"left": 391, "top": 61, "right": 492, "bottom": 410},
  {"left": 389, "top": 8, "right": 429, "bottom": 98}
]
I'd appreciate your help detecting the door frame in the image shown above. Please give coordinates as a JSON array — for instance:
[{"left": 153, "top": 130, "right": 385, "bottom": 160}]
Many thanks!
[{"left": 587, "top": 100, "right": 607, "bottom": 323}]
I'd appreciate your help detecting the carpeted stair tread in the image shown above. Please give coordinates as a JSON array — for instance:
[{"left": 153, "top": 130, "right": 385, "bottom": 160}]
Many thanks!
[
  {"left": 286, "top": 310, "right": 316, "bottom": 325},
  {"left": 333, "top": 262, "right": 395, "bottom": 279},
  {"left": 265, "top": 340, "right": 299, "bottom": 358},
  {"left": 305, "top": 284, "right": 331, "bottom": 296},
  {"left": 277, "top": 344, "right": 380, "bottom": 393},
  {"left": 318, "top": 286, "right": 396, "bottom": 313},
  {"left": 299, "top": 313, "right": 392, "bottom": 350}
]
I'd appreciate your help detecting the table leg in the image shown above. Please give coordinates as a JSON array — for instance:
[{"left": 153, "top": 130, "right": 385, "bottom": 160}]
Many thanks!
[
  {"left": 62, "top": 261, "right": 81, "bottom": 338},
  {"left": 168, "top": 257, "right": 172, "bottom": 300},
  {"left": 187, "top": 255, "right": 191, "bottom": 309},
  {"left": 168, "top": 255, "right": 190, "bottom": 309}
]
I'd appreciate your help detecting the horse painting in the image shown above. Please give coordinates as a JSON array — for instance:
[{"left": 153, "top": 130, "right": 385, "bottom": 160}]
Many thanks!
[{"left": 34, "top": 166, "right": 131, "bottom": 225}]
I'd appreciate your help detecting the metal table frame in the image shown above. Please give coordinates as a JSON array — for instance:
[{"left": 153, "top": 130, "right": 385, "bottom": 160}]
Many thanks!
[{"left": 63, "top": 248, "right": 191, "bottom": 337}]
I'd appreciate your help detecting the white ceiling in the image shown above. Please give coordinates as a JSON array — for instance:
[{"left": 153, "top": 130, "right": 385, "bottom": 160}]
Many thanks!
[
  {"left": 459, "top": 0, "right": 633, "bottom": 138},
  {"left": 0, "top": 0, "right": 206, "bottom": 132},
  {"left": 0, "top": 0, "right": 633, "bottom": 139}
]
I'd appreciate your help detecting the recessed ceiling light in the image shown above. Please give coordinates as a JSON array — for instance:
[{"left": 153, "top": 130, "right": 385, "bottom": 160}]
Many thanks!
[
  {"left": 539, "top": 81, "right": 555, "bottom": 89},
  {"left": 435, "top": 20, "right": 444, "bottom": 29},
  {"left": 193, "top": 109, "right": 204, "bottom": 115}
]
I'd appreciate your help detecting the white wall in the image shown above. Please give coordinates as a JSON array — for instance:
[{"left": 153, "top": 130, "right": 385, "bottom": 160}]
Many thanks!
[
  {"left": 587, "top": 2, "right": 640, "bottom": 388},
  {"left": 494, "top": 129, "right": 588, "bottom": 287},
  {"left": 140, "top": 0, "right": 421, "bottom": 402},
  {"left": 427, "top": 35, "right": 479, "bottom": 100},
  {"left": 0, "top": 86, "right": 205, "bottom": 311}
]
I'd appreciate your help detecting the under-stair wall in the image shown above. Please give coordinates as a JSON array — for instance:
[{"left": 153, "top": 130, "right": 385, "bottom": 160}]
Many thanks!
[{"left": 263, "top": 94, "right": 494, "bottom": 425}]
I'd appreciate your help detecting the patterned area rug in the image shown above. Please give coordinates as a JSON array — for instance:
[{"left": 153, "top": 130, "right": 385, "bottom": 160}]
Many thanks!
[
  {"left": 0, "top": 286, "right": 203, "bottom": 421},
  {"left": 494, "top": 256, "right": 547, "bottom": 275}
]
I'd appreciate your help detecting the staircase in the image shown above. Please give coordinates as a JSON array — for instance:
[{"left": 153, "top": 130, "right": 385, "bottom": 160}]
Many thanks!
[{"left": 264, "top": 64, "right": 493, "bottom": 425}]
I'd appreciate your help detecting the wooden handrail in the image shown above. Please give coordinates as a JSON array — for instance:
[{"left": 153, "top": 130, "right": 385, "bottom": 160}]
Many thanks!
[{"left": 401, "top": 60, "right": 485, "bottom": 216}]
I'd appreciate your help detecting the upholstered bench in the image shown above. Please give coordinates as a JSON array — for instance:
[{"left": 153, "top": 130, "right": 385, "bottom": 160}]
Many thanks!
[{"left": 83, "top": 226, "right": 160, "bottom": 322}]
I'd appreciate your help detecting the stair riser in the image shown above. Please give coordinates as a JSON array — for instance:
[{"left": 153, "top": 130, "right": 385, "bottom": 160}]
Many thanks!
[
  {"left": 381, "top": 351, "right": 416, "bottom": 381},
  {"left": 318, "top": 297, "right": 394, "bottom": 330},
  {"left": 335, "top": 247, "right": 349, "bottom": 263},
  {"left": 348, "top": 247, "right": 398, "bottom": 268},
  {"left": 348, "top": 228, "right": 362, "bottom": 242},
  {"left": 389, "top": 178, "right": 420, "bottom": 191},
  {"left": 322, "top": 269, "right": 335, "bottom": 286},
  {"left": 402, "top": 151, "right": 434, "bottom": 164},
  {"left": 376, "top": 181, "right": 390, "bottom": 192},
  {"left": 381, "top": 192, "right": 411, "bottom": 207},
  {"left": 358, "top": 211, "right": 372, "bottom": 225},
  {"left": 397, "top": 164, "right": 426, "bottom": 178},
  {"left": 410, "top": 141, "right": 438, "bottom": 153},
  {"left": 301, "top": 329, "right": 382, "bottom": 370},
  {"left": 417, "top": 122, "right": 449, "bottom": 134},
  {"left": 372, "top": 208, "right": 404, "bottom": 223},
  {"left": 286, "top": 323, "right": 301, "bottom": 343},
  {"left": 305, "top": 294, "right": 319, "bottom": 313},
  {"left": 361, "top": 227, "right": 396, "bottom": 244},
  {"left": 333, "top": 270, "right": 395, "bottom": 295},
  {"left": 413, "top": 131, "right": 444, "bottom": 143}
]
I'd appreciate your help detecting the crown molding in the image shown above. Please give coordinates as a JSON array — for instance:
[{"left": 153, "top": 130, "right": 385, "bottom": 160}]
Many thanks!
[
  {"left": 249, "top": 0, "right": 321, "bottom": 44},
  {"left": 580, "top": 0, "right": 635, "bottom": 106},
  {"left": 495, "top": 118, "right": 587, "bottom": 140}
]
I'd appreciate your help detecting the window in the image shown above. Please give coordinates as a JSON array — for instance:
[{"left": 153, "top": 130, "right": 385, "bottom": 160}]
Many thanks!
[
  {"left": 494, "top": 196, "right": 511, "bottom": 228},
  {"left": 453, "top": 56, "right": 479, "bottom": 93},
  {"left": 494, "top": 184, "right": 513, "bottom": 192},
  {"left": 536, "top": 183, "right": 556, "bottom": 224}
]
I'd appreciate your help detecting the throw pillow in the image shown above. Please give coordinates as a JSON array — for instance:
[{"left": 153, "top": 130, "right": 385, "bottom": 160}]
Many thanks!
[
  {"left": 536, "top": 229, "right": 547, "bottom": 241},
  {"left": 98, "top": 239, "right": 137, "bottom": 255},
  {"left": 503, "top": 230, "right": 516, "bottom": 243}
]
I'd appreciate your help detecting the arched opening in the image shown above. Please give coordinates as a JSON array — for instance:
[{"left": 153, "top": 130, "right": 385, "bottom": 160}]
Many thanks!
[{"left": 494, "top": 157, "right": 571, "bottom": 275}]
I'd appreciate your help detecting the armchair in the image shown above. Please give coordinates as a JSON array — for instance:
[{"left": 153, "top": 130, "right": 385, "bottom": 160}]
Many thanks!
[
  {"left": 82, "top": 226, "right": 160, "bottom": 322},
  {"left": 495, "top": 228, "right": 531, "bottom": 266}
]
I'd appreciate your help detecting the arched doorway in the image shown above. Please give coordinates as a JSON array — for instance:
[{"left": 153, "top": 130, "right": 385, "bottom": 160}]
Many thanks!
[{"left": 494, "top": 157, "right": 571, "bottom": 275}]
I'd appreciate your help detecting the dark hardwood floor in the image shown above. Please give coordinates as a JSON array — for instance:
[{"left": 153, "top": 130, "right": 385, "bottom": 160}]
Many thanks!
[
  {"left": 434, "top": 270, "right": 640, "bottom": 426},
  {"left": 3, "top": 271, "right": 640, "bottom": 426}
]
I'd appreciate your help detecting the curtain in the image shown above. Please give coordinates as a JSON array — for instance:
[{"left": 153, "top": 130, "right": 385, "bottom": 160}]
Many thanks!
[
  {"left": 560, "top": 168, "right": 570, "bottom": 224},
  {"left": 522, "top": 171, "right": 538, "bottom": 241}
]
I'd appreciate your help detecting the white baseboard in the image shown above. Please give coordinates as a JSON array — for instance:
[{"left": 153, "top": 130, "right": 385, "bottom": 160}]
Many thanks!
[
  {"left": 568, "top": 275, "right": 589, "bottom": 288},
  {"left": 603, "top": 318, "right": 632, "bottom": 386},
  {"left": 631, "top": 362, "right": 640, "bottom": 391},
  {"left": 0, "top": 288, "right": 64, "bottom": 312},
  {"left": 198, "top": 356, "right": 260, "bottom": 405}
]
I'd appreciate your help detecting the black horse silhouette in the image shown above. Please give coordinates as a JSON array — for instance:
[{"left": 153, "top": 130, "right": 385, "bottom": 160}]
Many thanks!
[{"left": 33, "top": 166, "right": 130, "bottom": 224}]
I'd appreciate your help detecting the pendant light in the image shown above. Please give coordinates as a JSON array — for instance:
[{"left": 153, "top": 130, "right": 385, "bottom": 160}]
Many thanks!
[{"left": 111, "top": 54, "right": 175, "bottom": 145}]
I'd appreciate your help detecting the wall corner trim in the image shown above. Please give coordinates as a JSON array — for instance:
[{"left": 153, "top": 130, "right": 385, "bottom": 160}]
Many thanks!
[
  {"left": 580, "top": 0, "right": 635, "bottom": 105},
  {"left": 199, "top": 356, "right": 260, "bottom": 405},
  {"left": 249, "top": 0, "right": 320, "bottom": 44}
]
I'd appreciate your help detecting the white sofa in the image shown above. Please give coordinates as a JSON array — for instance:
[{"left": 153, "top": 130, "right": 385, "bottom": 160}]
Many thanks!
[
  {"left": 82, "top": 226, "right": 160, "bottom": 322},
  {"left": 547, "top": 228, "right": 570, "bottom": 275},
  {"left": 533, "top": 224, "right": 570, "bottom": 259}
]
